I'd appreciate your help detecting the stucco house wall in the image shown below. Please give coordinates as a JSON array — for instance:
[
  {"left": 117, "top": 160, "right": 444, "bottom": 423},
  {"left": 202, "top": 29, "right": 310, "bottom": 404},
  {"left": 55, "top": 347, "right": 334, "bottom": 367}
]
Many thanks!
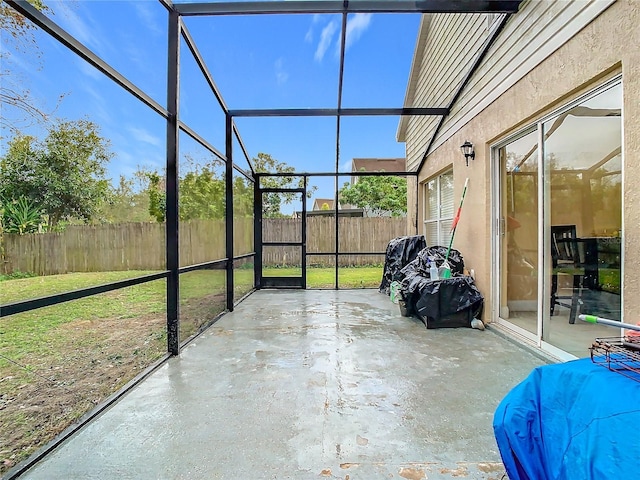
[{"left": 400, "top": 0, "right": 639, "bottom": 324}]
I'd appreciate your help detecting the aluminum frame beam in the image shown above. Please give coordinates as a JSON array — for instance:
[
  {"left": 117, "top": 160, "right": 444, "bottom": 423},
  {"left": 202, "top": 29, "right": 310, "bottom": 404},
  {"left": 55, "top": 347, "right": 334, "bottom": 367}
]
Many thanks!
[
  {"left": 180, "top": 22, "right": 229, "bottom": 113},
  {"left": 1, "top": 272, "right": 168, "bottom": 317},
  {"left": 178, "top": 122, "right": 252, "bottom": 180},
  {"left": 166, "top": 9, "right": 181, "bottom": 356},
  {"left": 232, "top": 122, "right": 256, "bottom": 175},
  {"left": 225, "top": 114, "right": 235, "bottom": 312},
  {"left": 254, "top": 171, "right": 417, "bottom": 177},
  {"left": 179, "top": 122, "right": 226, "bottom": 161},
  {"left": 334, "top": 10, "right": 348, "bottom": 289},
  {"left": 174, "top": 1, "right": 522, "bottom": 16},
  {"left": 229, "top": 107, "right": 448, "bottom": 117}
]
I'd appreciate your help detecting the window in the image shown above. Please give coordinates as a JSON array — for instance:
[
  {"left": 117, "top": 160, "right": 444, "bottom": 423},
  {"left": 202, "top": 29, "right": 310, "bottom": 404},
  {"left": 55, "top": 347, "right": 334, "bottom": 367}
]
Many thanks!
[{"left": 423, "top": 170, "right": 453, "bottom": 246}]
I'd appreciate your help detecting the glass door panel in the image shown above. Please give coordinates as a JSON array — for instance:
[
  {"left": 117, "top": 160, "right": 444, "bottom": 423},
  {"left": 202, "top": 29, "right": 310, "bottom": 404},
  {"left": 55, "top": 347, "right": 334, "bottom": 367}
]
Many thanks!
[
  {"left": 498, "top": 130, "right": 539, "bottom": 335},
  {"left": 543, "top": 83, "right": 622, "bottom": 356}
]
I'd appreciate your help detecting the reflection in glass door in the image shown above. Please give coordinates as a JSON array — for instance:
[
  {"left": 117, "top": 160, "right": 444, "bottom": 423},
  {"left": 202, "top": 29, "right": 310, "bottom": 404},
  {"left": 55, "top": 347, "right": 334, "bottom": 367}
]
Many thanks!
[
  {"left": 497, "top": 130, "right": 539, "bottom": 336},
  {"left": 543, "top": 83, "right": 622, "bottom": 356}
]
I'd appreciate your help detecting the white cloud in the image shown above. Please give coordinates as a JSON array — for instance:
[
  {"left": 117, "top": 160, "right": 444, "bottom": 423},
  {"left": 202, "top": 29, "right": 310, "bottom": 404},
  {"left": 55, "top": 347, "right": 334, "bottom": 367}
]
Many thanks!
[
  {"left": 337, "top": 13, "right": 372, "bottom": 56},
  {"left": 3, "top": 49, "right": 34, "bottom": 75},
  {"left": 305, "top": 14, "right": 323, "bottom": 43},
  {"left": 55, "top": 2, "right": 107, "bottom": 56},
  {"left": 80, "top": 81, "right": 112, "bottom": 125},
  {"left": 75, "top": 57, "right": 102, "bottom": 80},
  {"left": 133, "top": 1, "right": 163, "bottom": 37},
  {"left": 315, "top": 20, "right": 338, "bottom": 62},
  {"left": 305, "top": 28, "right": 314, "bottom": 43},
  {"left": 115, "top": 150, "right": 135, "bottom": 166},
  {"left": 274, "top": 57, "right": 289, "bottom": 85},
  {"left": 128, "top": 126, "right": 162, "bottom": 147},
  {"left": 340, "top": 159, "right": 352, "bottom": 172}
]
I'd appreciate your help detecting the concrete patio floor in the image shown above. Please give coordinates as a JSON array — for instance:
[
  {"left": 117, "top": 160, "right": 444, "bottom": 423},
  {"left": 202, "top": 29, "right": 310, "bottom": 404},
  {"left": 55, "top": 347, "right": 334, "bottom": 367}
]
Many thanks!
[{"left": 21, "top": 290, "right": 546, "bottom": 480}]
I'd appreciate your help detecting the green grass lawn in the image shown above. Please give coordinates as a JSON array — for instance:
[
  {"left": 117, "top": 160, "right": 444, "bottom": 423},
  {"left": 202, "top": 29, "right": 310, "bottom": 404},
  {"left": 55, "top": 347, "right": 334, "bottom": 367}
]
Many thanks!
[
  {"left": 1, "top": 266, "right": 383, "bottom": 305},
  {"left": 262, "top": 266, "right": 383, "bottom": 289}
]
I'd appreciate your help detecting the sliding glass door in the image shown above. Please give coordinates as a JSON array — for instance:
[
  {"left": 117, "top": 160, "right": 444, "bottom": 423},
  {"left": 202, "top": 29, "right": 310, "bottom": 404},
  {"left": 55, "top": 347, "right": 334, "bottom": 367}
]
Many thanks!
[{"left": 495, "top": 79, "right": 623, "bottom": 357}]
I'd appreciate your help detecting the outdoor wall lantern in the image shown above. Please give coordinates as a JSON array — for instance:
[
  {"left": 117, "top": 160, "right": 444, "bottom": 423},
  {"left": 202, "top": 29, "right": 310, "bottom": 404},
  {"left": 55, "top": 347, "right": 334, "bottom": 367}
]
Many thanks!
[{"left": 460, "top": 141, "right": 475, "bottom": 167}]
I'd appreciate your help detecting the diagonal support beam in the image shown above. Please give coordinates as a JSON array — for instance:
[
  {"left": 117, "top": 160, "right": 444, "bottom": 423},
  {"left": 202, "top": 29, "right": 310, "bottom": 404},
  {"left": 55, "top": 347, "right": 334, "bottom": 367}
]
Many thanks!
[{"left": 180, "top": 22, "right": 229, "bottom": 113}]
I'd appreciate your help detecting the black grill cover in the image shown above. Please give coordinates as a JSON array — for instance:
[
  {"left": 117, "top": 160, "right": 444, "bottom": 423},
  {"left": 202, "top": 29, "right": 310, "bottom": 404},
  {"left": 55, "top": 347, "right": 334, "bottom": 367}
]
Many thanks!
[{"left": 379, "top": 235, "right": 427, "bottom": 295}]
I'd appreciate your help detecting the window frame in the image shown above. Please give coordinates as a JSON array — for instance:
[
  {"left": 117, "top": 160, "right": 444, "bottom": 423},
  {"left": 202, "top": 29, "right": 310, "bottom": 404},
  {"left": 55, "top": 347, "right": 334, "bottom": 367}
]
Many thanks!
[{"left": 423, "top": 169, "right": 454, "bottom": 246}]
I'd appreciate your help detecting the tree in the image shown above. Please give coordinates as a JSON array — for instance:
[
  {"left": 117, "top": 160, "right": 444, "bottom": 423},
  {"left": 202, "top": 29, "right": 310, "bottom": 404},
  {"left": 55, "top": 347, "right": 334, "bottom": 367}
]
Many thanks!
[
  {"left": 99, "top": 175, "right": 153, "bottom": 223},
  {"left": 339, "top": 174, "right": 407, "bottom": 217},
  {"left": 1, "top": 0, "right": 63, "bottom": 135},
  {"left": 147, "top": 172, "right": 167, "bottom": 222},
  {"left": 144, "top": 152, "right": 311, "bottom": 222},
  {"left": 145, "top": 160, "right": 227, "bottom": 222},
  {"left": 252, "top": 152, "right": 316, "bottom": 218},
  {"left": 233, "top": 175, "right": 254, "bottom": 218},
  {"left": 179, "top": 165, "right": 225, "bottom": 220},
  {"left": 0, "top": 119, "right": 113, "bottom": 227},
  {"left": 0, "top": 0, "right": 47, "bottom": 40}
]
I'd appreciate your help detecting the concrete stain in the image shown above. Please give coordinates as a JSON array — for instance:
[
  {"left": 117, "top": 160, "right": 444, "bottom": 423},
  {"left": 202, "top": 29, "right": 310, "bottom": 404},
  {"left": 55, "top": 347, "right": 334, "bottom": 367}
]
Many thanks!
[
  {"left": 477, "top": 462, "right": 504, "bottom": 473},
  {"left": 398, "top": 467, "right": 426, "bottom": 480},
  {"left": 212, "top": 329, "right": 233, "bottom": 336},
  {"left": 320, "top": 468, "right": 332, "bottom": 476},
  {"left": 340, "top": 463, "right": 359, "bottom": 469},
  {"left": 439, "top": 465, "right": 469, "bottom": 477},
  {"left": 356, "top": 435, "right": 369, "bottom": 446}
]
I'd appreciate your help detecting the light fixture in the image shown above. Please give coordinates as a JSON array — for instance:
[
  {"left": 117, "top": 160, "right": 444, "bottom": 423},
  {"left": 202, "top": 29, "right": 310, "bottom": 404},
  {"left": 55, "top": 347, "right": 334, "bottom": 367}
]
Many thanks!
[{"left": 460, "top": 141, "right": 475, "bottom": 167}]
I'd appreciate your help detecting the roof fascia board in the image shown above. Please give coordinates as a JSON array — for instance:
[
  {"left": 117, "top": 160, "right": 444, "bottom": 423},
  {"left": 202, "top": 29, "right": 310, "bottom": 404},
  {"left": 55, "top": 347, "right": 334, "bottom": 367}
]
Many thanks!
[{"left": 397, "top": 14, "right": 431, "bottom": 142}]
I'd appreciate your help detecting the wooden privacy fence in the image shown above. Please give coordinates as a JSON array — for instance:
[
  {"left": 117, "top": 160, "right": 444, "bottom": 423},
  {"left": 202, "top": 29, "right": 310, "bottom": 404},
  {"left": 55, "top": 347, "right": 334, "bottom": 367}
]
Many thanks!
[
  {"left": 261, "top": 217, "right": 407, "bottom": 267},
  {"left": 2, "top": 217, "right": 407, "bottom": 276}
]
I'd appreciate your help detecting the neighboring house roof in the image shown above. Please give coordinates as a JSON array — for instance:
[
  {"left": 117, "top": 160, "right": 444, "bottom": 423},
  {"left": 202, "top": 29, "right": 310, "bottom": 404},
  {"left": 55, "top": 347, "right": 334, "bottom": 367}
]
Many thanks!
[
  {"left": 312, "top": 198, "right": 335, "bottom": 211},
  {"left": 351, "top": 157, "right": 406, "bottom": 173},
  {"left": 350, "top": 158, "right": 407, "bottom": 184},
  {"left": 293, "top": 209, "right": 363, "bottom": 218}
]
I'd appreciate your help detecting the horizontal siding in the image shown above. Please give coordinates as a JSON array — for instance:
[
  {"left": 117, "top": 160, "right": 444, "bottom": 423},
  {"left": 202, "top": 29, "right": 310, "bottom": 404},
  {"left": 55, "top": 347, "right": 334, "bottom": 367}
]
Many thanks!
[
  {"left": 431, "top": 0, "right": 616, "bottom": 152},
  {"left": 404, "top": 12, "right": 493, "bottom": 171}
]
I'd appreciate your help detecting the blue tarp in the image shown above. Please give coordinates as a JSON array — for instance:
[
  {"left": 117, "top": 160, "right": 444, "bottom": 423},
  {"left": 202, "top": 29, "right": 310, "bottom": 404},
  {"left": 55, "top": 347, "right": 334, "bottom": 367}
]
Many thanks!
[{"left": 493, "top": 358, "right": 640, "bottom": 480}]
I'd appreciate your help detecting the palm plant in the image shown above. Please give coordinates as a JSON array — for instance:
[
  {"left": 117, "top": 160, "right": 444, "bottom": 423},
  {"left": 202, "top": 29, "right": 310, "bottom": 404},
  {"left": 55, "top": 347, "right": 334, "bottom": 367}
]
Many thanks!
[{"left": 1, "top": 196, "right": 45, "bottom": 235}]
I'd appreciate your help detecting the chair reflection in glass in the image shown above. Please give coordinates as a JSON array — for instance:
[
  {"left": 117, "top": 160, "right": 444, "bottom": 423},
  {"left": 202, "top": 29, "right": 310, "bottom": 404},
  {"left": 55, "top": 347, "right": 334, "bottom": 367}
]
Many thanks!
[{"left": 550, "top": 225, "right": 586, "bottom": 324}]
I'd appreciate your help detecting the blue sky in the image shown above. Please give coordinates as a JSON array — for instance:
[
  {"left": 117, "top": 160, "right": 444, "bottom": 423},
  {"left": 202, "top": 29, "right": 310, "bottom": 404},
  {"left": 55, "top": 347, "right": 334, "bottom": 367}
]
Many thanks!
[{"left": 1, "top": 0, "right": 420, "bottom": 208}]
